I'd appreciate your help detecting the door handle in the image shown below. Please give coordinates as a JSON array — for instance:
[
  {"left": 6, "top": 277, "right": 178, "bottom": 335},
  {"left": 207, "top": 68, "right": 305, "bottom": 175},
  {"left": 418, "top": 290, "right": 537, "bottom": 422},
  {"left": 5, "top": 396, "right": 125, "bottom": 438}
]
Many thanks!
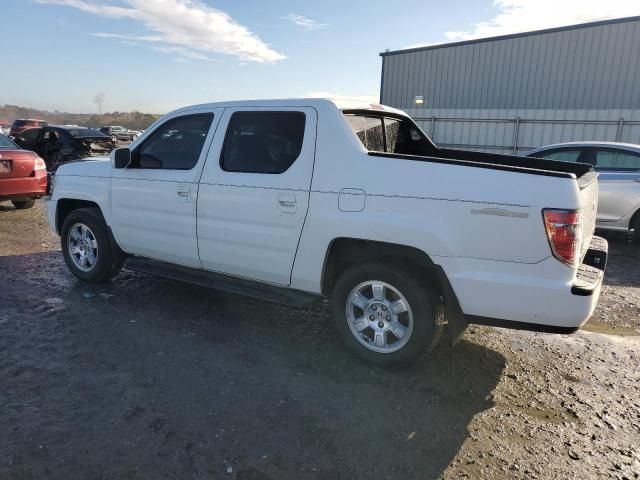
[
  {"left": 176, "top": 184, "right": 192, "bottom": 202},
  {"left": 278, "top": 193, "right": 297, "bottom": 213}
]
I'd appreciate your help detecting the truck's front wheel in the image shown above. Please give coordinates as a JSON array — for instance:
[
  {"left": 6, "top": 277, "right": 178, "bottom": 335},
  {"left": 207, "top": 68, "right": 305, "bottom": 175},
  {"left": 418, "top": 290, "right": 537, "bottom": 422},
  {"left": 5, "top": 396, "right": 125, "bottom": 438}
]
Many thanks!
[
  {"left": 331, "top": 264, "right": 444, "bottom": 367},
  {"left": 61, "top": 208, "right": 122, "bottom": 283}
]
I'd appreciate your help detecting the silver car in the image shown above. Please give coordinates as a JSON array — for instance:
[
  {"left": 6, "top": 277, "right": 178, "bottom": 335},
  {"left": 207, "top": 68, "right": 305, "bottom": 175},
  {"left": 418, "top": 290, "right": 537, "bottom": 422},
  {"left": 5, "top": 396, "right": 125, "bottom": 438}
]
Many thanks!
[{"left": 527, "top": 142, "right": 640, "bottom": 240}]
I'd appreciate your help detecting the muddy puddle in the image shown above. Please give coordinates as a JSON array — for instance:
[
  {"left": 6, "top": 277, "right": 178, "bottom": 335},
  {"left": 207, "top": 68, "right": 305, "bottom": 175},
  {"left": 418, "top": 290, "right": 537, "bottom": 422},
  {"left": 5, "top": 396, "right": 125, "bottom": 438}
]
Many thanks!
[{"left": 582, "top": 318, "right": 640, "bottom": 336}]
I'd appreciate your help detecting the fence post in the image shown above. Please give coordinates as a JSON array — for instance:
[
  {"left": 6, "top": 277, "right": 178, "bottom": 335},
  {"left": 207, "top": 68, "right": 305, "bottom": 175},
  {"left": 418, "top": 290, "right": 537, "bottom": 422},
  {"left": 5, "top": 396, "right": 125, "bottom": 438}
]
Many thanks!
[
  {"left": 512, "top": 117, "right": 520, "bottom": 154},
  {"left": 430, "top": 116, "right": 436, "bottom": 139},
  {"left": 616, "top": 118, "right": 624, "bottom": 142}
]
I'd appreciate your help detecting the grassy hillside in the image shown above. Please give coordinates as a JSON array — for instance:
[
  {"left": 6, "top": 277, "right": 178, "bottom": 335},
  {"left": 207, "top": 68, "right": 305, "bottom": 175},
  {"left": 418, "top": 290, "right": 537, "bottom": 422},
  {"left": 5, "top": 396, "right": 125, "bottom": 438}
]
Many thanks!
[{"left": 0, "top": 105, "right": 161, "bottom": 131}]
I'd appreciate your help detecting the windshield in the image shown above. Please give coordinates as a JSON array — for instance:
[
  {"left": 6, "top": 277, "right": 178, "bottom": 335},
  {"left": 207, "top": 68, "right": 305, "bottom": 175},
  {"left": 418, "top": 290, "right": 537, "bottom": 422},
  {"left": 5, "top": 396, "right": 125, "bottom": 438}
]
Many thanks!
[
  {"left": 0, "top": 134, "right": 18, "bottom": 148},
  {"left": 67, "top": 128, "right": 108, "bottom": 138}
]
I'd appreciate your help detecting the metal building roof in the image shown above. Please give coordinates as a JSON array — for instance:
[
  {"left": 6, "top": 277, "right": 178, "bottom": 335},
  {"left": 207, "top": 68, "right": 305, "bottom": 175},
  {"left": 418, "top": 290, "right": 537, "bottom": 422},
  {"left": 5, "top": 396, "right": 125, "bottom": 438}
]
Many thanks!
[
  {"left": 380, "top": 16, "right": 640, "bottom": 57},
  {"left": 379, "top": 16, "right": 640, "bottom": 110}
]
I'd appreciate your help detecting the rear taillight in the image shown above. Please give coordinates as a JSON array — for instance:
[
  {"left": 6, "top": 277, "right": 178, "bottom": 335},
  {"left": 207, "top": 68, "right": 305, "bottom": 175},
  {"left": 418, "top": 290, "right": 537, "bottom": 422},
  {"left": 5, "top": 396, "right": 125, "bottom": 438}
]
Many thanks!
[
  {"left": 543, "top": 209, "right": 582, "bottom": 267},
  {"left": 34, "top": 156, "right": 47, "bottom": 171}
]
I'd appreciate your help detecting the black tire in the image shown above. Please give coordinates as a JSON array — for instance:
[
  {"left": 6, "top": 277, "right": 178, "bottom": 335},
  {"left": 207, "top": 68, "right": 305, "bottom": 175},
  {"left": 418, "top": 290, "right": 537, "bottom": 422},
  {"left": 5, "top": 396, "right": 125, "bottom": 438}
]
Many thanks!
[
  {"left": 11, "top": 199, "right": 36, "bottom": 209},
  {"left": 331, "top": 263, "right": 444, "bottom": 367},
  {"left": 61, "top": 207, "right": 122, "bottom": 283},
  {"left": 633, "top": 215, "right": 640, "bottom": 243}
]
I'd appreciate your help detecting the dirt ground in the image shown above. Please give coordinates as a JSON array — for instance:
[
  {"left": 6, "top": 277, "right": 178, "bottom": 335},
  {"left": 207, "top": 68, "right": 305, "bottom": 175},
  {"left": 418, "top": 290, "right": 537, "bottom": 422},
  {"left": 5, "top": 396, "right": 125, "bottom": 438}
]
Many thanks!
[{"left": 1, "top": 200, "right": 639, "bottom": 480}]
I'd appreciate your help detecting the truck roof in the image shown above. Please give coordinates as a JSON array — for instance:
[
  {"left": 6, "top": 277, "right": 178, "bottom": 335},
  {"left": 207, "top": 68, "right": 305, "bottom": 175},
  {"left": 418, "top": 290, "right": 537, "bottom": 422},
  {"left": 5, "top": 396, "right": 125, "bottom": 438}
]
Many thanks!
[{"left": 167, "top": 98, "right": 408, "bottom": 117}]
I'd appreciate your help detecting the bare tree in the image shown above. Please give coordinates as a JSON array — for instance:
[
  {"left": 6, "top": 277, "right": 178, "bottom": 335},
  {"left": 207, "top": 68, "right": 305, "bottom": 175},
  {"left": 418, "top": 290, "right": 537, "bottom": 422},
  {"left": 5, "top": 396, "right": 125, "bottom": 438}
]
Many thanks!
[{"left": 93, "top": 93, "right": 105, "bottom": 114}]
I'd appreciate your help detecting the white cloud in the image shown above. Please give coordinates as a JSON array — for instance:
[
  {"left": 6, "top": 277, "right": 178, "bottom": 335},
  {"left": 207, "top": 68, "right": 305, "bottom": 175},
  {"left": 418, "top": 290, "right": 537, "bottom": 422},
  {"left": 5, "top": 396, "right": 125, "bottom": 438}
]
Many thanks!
[
  {"left": 91, "top": 32, "right": 218, "bottom": 61},
  {"left": 35, "top": 0, "right": 136, "bottom": 17},
  {"left": 36, "top": 0, "right": 285, "bottom": 63},
  {"left": 401, "top": 42, "right": 434, "bottom": 50},
  {"left": 151, "top": 45, "right": 219, "bottom": 62},
  {"left": 306, "top": 91, "right": 379, "bottom": 108},
  {"left": 445, "top": 0, "right": 640, "bottom": 42},
  {"left": 283, "top": 14, "right": 328, "bottom": 30}
]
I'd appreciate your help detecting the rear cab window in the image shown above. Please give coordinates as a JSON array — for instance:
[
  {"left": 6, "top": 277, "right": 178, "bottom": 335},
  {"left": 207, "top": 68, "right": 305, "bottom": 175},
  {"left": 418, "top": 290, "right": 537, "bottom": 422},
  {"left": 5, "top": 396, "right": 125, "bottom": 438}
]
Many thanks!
[{"left": 343, "top": 111, "right": 436, "bottom": 156}]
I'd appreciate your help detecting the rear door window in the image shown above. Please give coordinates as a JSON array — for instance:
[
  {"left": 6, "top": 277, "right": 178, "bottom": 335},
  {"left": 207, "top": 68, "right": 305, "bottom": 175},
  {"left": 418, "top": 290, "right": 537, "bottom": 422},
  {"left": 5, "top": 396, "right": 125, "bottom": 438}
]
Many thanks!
[
  {"left": 593, "top": 149, "right": 640, "bottom": 171},
  {"left": 18, "top": 128, "right": 41, "bottom": 144},
  {"left": 220, "top": 111, "right": 306, "bottom": 174},
  {"left": 0, "top": 134, "right": 17, "bottom": 148}
]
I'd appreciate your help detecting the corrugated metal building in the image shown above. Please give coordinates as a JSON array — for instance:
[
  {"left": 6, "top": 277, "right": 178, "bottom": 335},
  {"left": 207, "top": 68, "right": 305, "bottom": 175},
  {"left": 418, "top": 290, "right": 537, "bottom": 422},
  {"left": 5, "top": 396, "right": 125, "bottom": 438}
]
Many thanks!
[{"left": 379, "top": 16, "right": 640, "bottom": 154}]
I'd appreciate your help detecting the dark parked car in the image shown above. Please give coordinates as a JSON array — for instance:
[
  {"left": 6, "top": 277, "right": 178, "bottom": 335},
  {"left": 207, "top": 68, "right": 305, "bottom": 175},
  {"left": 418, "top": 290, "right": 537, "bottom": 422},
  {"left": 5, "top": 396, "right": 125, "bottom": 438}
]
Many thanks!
[
  {"left": 10, "top": 119, "right": 48, "bottom": 137},
  {"left": 12, "top": 125, "right": 115, "bottom": 171},
  {"left": 99, "top": 125, "right": 141, "bottom": 142}
]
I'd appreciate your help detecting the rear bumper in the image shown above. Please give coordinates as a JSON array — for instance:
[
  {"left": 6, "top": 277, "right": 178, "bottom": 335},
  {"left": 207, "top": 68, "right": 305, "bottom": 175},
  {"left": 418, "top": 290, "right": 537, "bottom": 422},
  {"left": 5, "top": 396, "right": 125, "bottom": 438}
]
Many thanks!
[
  {"left": 436, "top": 236, "right": 608, "bottom": 331},
  {"left": 0, "top": 172, "right": 48, "bottom": 201},
  {"left": 571, "top": 235, "right": 607, "bottom": 296}
]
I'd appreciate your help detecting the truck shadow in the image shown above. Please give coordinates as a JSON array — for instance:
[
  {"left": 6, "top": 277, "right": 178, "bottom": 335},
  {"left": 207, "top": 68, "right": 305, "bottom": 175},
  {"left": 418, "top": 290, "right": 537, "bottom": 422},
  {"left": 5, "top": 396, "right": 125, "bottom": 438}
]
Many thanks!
[
  {"left": 596, "top": 233, "right": 640, "bottom": 289},
  {"left": 1, "top": 251, "right": 505, "bottom": 480}
]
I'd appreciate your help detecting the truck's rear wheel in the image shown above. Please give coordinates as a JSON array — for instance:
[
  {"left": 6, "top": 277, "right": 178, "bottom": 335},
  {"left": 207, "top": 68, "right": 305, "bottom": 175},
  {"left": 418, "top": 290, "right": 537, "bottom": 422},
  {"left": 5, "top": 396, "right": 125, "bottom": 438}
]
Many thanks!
[
  {"left": 61, "top": 208, "right": 122, "bottom": 283},
  {"left": 331, "top": 263, "right": 444, "bottom": 367}
]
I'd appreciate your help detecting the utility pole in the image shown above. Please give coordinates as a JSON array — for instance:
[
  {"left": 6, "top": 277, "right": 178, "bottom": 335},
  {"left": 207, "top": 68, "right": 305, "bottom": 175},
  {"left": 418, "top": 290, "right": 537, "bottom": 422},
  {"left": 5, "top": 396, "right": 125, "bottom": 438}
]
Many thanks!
[{"left": 93, "top": 93, "right": 105, "bottom": 114}]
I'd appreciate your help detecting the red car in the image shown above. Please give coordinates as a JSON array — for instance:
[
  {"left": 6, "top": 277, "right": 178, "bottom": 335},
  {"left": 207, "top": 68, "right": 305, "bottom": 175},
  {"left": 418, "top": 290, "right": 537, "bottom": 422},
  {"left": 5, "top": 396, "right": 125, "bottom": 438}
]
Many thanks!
[
  {"left": 10, "top": 119, "right": 48, "bottom": 138},
  {"left": 0, "top": 134, "right": 48, "bottom": 209}
]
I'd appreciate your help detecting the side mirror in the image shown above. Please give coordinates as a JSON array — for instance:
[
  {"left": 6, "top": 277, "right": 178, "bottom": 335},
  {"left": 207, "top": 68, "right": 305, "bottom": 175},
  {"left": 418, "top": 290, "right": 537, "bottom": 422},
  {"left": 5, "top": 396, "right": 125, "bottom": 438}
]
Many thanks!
[{"left": 113, "top": 148, "right": 131, "bottom": 169}]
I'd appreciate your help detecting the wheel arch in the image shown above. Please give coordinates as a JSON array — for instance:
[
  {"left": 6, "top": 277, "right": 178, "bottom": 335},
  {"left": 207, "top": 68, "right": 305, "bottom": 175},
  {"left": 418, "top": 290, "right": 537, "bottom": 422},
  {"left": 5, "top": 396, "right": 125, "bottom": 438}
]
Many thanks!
[
  {"left": 321, "top": 237, "right": 468, "bottom": 344},
  {"left": 629, "top": 207, "right": 640, "bottom": 233},
  {"left": 55, "top": 198, "right": 102, "bottom": 234},
  {"left": 321, "top": 238, "right": 440, "bottom": 297},
  {"left": 57, "top": 199, "right": 126, "bottom": 271}
]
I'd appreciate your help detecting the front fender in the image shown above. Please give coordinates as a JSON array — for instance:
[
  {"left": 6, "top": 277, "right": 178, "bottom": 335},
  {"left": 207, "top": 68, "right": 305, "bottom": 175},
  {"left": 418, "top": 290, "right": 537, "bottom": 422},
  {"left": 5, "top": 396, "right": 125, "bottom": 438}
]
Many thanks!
[{"left": 49, "top": 175, "right": 113, "bottom": 231}]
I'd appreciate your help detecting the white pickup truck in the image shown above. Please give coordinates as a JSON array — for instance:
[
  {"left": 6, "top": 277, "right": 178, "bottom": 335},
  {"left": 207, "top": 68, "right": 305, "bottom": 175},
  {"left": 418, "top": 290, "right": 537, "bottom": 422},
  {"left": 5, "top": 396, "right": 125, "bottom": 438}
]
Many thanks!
[{"left": 47, "top": 99, "right": 608, "bottom": 366}]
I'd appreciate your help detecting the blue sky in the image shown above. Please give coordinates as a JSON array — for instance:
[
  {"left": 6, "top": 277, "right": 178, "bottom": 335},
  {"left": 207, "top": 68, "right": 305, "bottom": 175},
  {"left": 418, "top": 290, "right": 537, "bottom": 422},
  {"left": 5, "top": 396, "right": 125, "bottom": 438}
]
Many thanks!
[{"left": 2, "top": 0, "right": 638, "bottom": 113}]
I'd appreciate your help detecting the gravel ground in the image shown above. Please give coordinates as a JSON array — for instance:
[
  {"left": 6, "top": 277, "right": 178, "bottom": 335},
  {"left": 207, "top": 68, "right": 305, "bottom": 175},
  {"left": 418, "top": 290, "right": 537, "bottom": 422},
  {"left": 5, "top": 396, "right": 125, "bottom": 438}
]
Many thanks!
[{"left": 1, "top": 200, "right": 639, "bottom": 480}]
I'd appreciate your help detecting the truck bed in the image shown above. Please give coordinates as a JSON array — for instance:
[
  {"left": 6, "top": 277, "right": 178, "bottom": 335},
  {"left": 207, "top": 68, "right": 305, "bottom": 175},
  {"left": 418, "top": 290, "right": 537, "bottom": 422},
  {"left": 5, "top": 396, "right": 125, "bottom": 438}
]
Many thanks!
[{"left": 369, "top": 147, "right": 593, "bottom": 180}]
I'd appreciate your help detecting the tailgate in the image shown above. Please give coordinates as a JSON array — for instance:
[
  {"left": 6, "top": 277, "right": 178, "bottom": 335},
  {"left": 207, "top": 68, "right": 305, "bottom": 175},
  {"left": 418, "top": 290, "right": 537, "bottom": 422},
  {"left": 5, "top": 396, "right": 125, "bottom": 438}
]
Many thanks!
[
  {"left": 0, "top": 150, "right": 35, "bottom": 178},
  {"left": 577, "top": 171, "right": 599, "bottom": 260}
]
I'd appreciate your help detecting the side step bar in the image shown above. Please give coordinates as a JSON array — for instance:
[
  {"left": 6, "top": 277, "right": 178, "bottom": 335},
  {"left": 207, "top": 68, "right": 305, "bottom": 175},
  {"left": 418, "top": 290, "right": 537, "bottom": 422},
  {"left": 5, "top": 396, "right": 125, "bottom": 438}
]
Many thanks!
[{"left": 124, "top": 257, "right": 323, "bottom": 308}]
